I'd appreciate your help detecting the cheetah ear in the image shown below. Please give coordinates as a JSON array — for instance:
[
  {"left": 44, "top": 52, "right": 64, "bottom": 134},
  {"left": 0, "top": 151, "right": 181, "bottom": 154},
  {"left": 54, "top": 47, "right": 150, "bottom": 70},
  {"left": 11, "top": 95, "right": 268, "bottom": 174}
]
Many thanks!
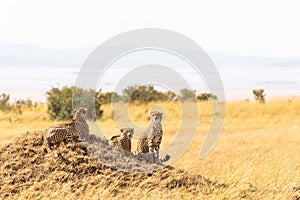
[
  {"left": 73, "top": 108, "right": 77, "bottom": 113},
  {"left": 120, "top": 128, "right": 124, "bottom": 133}
]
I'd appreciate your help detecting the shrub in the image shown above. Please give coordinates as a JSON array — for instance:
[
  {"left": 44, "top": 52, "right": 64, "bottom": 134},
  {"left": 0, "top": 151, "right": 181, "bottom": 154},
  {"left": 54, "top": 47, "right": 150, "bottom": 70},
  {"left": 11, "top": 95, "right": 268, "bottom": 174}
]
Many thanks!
[
  {"left": 0, "top": 93, "right": 11, "bottom": 112},
  {"left": 97, "top": 90, "right": 120, "bottom": 104},
  {"left": 121, "top": 85, "right": 177, "bottom": 103},
  {"left": 197, "top": 93, "right": 217, "bottom": 101},
  {"left": 47, "top": 86, "right": 103, "bottom": 121},
  {"left": 73, "top": 88, "right": 103, "bottom": 120},
  {"left": 15, "top": 99, "right": 26, "bottom": 114},
  {"left": 14, "top": 98, "right": 34, "bottom": 114},
  {"left": 253, "top": 89, "right": 266, "bottom": 103},
  {"left": 179, "top": 88, "right": 196, "bottom": 101}
]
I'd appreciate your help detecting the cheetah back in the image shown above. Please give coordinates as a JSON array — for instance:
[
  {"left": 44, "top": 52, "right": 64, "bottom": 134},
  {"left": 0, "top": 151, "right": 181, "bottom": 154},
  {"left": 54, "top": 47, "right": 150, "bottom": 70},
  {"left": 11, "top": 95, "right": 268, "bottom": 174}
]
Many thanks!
[{"left": 46, "top": 121, "right": 79, "bottom": 149}]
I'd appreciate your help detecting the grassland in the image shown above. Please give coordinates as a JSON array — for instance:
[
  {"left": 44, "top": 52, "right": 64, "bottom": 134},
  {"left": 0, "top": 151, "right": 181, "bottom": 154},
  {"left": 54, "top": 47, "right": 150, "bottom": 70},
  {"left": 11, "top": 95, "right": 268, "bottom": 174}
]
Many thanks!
[{"left": 0, "top": 99, "right": 299, "bottom": 199}]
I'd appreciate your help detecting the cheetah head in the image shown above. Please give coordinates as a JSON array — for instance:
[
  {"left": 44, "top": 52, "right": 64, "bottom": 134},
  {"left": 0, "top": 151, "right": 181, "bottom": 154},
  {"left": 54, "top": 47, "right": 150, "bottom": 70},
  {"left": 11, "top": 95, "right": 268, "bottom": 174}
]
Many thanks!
[
  {"left": 74, "top": 107, "right": 88, "bottom": 120},
  {"left": 120, "top": 128, "right": 134, "bottom": 139},
  {"left": 150, "top": 111, "right": 163, "bottom": 124}
]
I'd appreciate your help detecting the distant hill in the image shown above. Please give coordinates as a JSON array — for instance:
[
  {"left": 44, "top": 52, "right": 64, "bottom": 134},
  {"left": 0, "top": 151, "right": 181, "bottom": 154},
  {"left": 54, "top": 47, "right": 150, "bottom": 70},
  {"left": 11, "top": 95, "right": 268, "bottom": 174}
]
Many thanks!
[
  {"left": 0, "top": 42, "right": 93, "bottom": 67},
  {"left": 0, "top": 42, "right": 300, "bottom": 68},
  {"left": 209, "top": 52, "right": 300, "bottom": 68}
]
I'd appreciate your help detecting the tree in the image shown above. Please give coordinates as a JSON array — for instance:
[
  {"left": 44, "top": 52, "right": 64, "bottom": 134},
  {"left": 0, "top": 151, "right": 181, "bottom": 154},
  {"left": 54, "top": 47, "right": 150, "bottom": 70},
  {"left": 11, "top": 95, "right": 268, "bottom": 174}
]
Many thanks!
[
  {"left": 11, "top": 98, "right": 34, "bottom": 114},
  {"left": 15, "top": 99, "right": 26, "bottom": 114},
  {"left": 0, "top": 93, "right": 11, "bottom": 111},
  {"left": 25, "top": 98, "right": 33, "bottom": 108},
  {"left": 73, "top": 88, "right": 103, "bottom": 120},
  {"left": 97, "top": 90, "right": 120, "bottom": 104},
  {"left": 163, "top": 90, "right": 177, "bottom": 101},
  {"left": 47, "top": 87, "right": 67, "bottom": 120},
  {"left": 179, "top": 88, "right": 196, "bottom": 101},
  {"left": 197, "top": 93, "right": 217, "bottom": 101},
  {"left": 47, "top": 86, "right": 103, "bottom": 121},
  {"left": 253, "top": 89, "right": 266, "bottom": 103},
  {"left": 121, "top": 85, "right": 175, "bottom": 103}
]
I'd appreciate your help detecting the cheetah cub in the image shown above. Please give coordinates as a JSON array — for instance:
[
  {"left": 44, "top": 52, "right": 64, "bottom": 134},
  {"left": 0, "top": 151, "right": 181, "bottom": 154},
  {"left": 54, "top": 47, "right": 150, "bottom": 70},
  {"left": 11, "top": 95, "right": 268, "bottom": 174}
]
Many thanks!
[
  {"left": 137, "top": 111, "right": 169, "bottom": 163},
  {"left": 45, "top": 107, "right": 89, "bottom": 150},
  {"left": 111, "top": 128, "right": 134, "bottom": 152}
]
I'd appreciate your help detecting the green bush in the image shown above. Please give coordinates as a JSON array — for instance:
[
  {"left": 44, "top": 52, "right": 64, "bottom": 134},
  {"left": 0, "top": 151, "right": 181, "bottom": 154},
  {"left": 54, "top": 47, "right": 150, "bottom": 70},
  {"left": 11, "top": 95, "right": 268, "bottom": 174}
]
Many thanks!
[
  {"left": 47, "top": 86, "right": 103, "bottom": 121},
  {"left": 73, "top": 88, "right": 103, "bottom": 120},
  {"left": 97, "top": 90, "right": 120, "bottom": 104},
  {"left": 121, "top": 85, "right": 177, "bottom": 103},
  {"left": 197, "top": 93, "right": 217, "bottom": 101},
  {"left": 179, "top": 88, "right": 196, "bottom": 101}
]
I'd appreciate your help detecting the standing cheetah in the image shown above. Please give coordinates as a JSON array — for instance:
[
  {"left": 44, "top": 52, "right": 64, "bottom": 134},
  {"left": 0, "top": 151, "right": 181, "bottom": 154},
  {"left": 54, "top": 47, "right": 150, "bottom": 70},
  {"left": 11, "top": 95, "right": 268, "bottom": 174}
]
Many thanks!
[
  {"left": 45, "top": 107, "right": 89, "bottom": 150},
  {"left": 137, "top": 111, "right": 169, "bottom": 162},
  {"left": 111, "top": 128, "right": 134, "bottom": 152}
]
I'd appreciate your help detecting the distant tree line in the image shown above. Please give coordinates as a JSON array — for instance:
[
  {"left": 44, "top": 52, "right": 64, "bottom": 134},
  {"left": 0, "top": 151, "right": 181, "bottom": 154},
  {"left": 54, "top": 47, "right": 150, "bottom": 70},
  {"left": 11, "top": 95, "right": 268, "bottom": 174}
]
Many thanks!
[
  {"left": 0, "top": 93, "right": 35, "bottom": 114},
  {"left": 97, "top": 85, "right": 217, "bottom": 104},
  {"left": 1, "top": 86, "right": 268, "bottom": 121},
  {"left": 46, "top": 85, "right": 218, "bottom": 120}
]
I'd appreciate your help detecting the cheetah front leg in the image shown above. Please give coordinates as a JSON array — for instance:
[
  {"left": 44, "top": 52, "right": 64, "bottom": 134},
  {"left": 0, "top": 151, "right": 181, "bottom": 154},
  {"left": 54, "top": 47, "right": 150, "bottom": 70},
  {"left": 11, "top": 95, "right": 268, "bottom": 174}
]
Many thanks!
[
  {"left": 152, "top": 146, "right": 159, "bottom": 163},
  {"left": 46, "top": 140, "right": 54, "bottom": 151},
  {"left": 72, "top": 135, "right": 82, "bottom": 143},
  {"left": 154, "top": 134, "right": 162, "bottom": 162},
  {"left": 148, "top": 137, "right": 156, "bottom": 163}
]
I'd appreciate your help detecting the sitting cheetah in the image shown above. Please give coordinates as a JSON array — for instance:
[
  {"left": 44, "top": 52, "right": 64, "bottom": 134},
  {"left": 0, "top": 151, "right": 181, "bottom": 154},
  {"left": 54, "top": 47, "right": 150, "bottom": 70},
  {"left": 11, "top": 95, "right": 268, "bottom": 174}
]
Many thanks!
[
  {"left": 45, "top": 107, "right": 89, "bottom": 150},
  {"left": 111, "top": 128, "right": 134, "bottom": 152},
  {"left": 137, "top": 111, "right": 169, "bottom": 163}
]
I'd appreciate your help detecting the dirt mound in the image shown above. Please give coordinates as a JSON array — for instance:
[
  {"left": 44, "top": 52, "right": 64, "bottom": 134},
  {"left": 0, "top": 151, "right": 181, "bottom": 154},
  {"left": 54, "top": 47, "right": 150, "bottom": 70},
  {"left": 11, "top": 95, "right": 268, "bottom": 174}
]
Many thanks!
[
  {"left": 84, "top": 134, "right": 165, "bottom": 172},
  {"left": 0, "top": 131, "right": 226, "bottom": 199}
]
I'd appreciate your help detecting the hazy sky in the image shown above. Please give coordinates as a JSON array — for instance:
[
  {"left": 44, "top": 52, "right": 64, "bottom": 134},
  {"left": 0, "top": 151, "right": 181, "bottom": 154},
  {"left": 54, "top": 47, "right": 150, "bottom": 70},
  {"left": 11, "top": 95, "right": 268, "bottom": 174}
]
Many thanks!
[{"left": 1, "top": 0, "right": 300, "bottom": 57}]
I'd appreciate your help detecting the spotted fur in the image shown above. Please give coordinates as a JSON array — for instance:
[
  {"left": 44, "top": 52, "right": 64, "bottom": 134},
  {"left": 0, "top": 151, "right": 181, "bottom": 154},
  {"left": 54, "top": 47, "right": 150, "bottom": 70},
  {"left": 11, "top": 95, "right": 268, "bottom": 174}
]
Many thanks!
[
  {"left": 111, "top": 128, "right": 134, "bottom": 152},
  {"left": 137, "top": 111, "right": 169, "bottom": 162},
  {"left": 45, "top": 107, "right": 89, "bottom": 150}
]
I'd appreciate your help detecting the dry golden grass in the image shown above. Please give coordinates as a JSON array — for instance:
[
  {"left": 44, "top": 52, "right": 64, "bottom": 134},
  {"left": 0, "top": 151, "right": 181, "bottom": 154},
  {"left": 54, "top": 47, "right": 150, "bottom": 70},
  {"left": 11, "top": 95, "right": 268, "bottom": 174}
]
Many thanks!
[
  {"left": 0, "top": 99, "right": 299, "bottom": 199},
  {"left": 0, "top": 105, "right": 56, "bottom": 145}
]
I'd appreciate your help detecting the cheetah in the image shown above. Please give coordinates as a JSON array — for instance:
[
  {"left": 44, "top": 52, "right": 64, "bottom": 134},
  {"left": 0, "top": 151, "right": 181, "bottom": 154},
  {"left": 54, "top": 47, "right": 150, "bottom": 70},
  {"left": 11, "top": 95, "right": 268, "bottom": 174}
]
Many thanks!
[
  {"left": 45, "top": 107, "right": 89, "bottom": 150},
  {"left": 111, "top": 128, "right": 134, "bottom": 152},
  {"left": 137, "top": 111, "right": 170, "bottom": 163}
]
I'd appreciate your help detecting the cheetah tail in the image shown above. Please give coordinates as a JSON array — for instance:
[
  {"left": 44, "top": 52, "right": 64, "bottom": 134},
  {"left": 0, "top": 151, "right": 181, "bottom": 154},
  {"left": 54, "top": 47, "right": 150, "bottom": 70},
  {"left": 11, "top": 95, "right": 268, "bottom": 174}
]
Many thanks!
[
  {"left": 160, "top": 154, "right": 170, "bottom": 163},
  {"left": 110, "top": 135, "right": 120, "bottom": 140}
]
